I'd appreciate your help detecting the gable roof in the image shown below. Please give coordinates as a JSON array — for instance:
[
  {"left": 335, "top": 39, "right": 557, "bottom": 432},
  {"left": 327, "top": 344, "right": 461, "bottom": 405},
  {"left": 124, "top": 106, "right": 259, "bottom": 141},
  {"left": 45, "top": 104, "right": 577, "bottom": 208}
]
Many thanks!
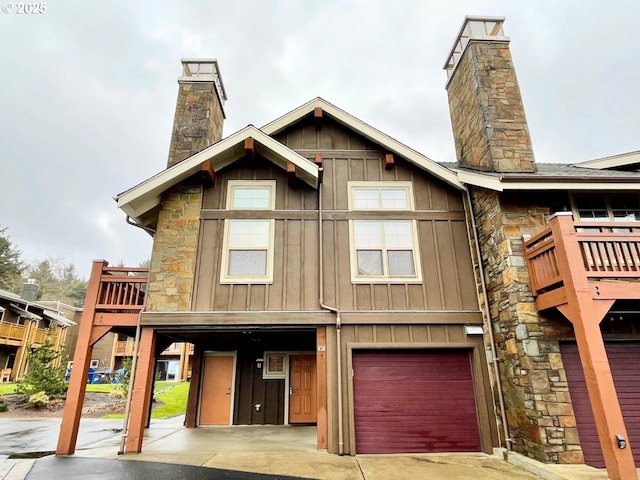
[
  {"left": 0, "top": 288, "right": 77, "bottom": 327},
  {"left": 262, "top": 98, "right": 463, "bottom": 190},
  {"left": 116, "top": 125, "right": 321, "bottom": 227},
  {"left": 117, "top": 98, "right": 466, "bottom": 229},
  {"left": 572, "top": 149, "right": 640, "bottom": 170},
  {"left": 442, "top": 161, "right": 640, "bottom": 192}
]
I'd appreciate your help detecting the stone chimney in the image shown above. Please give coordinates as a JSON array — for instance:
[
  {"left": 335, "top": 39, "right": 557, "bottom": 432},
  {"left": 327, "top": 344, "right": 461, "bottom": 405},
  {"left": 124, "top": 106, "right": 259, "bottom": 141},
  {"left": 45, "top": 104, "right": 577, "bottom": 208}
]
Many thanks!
[
  {"left": 167, "top": 59, "right": 227, "bottom": 168},
  {"left": 21, "top": 279, "right": 39, "bottom": 301},
  {"left": 444, "top": 17, "right": 536, "bottom": 173}
]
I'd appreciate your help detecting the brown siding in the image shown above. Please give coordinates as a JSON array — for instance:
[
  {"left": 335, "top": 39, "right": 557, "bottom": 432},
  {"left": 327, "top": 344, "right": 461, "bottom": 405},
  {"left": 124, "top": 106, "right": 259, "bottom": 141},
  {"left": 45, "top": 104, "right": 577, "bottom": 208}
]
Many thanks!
[
  {"left": 193, "top": 118, "right": 476, "bottom": 314},
  {"left": 234, "top": 350, "right": 285, "bottom": 425}
]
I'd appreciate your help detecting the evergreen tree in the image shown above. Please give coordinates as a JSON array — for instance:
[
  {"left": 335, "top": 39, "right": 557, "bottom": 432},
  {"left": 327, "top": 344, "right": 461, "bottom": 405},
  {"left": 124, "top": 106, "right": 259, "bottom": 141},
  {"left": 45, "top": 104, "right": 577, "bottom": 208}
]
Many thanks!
[
  {"left": 0, "top": 227, "right": 24, "bottom": 292},
  {"left": 16, "top": 336, "right": 68, "bottom": 397}
]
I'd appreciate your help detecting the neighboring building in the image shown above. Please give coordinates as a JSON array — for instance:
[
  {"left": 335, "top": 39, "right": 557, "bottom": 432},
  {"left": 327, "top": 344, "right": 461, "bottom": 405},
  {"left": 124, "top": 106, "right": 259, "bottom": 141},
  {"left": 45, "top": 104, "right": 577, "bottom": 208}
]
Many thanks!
[
  {"left": 57, "top": 16, "right": 640, "bottom": 480},
  {"left": 111, "top": 334, "right": 193, "bottom": 381},
  {"left": 442, "top": 17, "right": 640, "bottom": 480},
  {"left": 0, "top": 284, "right": 76, "bottom": 382}
]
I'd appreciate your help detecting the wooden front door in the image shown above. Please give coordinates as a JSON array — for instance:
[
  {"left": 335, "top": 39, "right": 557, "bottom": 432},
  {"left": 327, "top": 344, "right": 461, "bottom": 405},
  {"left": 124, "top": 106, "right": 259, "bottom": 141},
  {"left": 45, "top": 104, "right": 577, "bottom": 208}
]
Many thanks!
[
  {"left": 199, "top": 353, "right": 236, "bottom": 425},
  {"left": 289, "top": 354, "right": 317, "bottom": 423}
]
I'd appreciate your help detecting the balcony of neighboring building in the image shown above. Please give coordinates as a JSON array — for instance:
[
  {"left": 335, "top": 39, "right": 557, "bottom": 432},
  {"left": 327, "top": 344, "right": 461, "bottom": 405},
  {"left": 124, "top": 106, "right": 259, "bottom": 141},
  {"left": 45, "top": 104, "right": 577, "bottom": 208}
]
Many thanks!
[{"left": 524, "top": 212, "right": 640, "bottom": 311}]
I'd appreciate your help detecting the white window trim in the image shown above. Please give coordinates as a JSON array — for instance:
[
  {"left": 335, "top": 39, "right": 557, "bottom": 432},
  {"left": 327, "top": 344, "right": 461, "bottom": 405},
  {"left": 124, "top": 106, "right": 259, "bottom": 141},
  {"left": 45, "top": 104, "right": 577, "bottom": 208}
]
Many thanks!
[
  {"left": 348, "top": 219, "right": 423, "bottom": 283},
  {"left": 220, "top": 180, "right": 277, "bottom": 284},
  {"left": 227, "top": 180, "right": 276, "bottom": 210},
  {"left": 262, "top": 351, "right": 288, "bottom": 379},
  {"left": 347, "top": 181, "right": 415, "bottom": 211},
  {"left": 348, "top": 181, "right": 422, "bottom": 283},
  {"left": 220, "top": 218, "right": 275, "bottom": 284}
]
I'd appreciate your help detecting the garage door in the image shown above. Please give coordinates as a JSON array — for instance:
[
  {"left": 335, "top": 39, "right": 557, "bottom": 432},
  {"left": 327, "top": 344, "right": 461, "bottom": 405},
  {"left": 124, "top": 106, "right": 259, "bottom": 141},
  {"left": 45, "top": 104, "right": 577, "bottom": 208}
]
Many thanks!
[
  {"left": 561, "top": 342, "right": 640, "bottom": 468},
  {"left": 352, "top": 349, "right": 481, "bottom": 454}
]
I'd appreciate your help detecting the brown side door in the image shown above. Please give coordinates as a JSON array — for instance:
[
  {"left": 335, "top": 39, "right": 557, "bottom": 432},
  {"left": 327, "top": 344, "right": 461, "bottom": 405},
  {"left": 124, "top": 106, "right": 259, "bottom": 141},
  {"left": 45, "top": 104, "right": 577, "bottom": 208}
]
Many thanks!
[
  {"left": 199, "top": 353, "right": 235, "bottom": 425},
  {"left": 289, "top": 354, "right": 317, "bottom": 423}
]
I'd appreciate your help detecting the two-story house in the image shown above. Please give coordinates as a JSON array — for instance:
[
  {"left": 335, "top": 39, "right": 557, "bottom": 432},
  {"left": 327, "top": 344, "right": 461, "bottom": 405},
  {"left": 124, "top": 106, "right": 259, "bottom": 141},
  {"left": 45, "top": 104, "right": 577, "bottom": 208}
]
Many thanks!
[
  {"left": 57, "top": 57, "right": 497, "bottom": 458},
  {"left": 57, "top": 16, "right": 640, "bottom": 480}
]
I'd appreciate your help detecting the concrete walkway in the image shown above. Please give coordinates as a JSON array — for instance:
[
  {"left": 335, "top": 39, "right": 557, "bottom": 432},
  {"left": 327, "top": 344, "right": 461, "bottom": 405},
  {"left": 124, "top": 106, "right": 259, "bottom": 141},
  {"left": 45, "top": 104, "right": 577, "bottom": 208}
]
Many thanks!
[{"left": 0, "top": 415, "right": 632, "bottom": 480}]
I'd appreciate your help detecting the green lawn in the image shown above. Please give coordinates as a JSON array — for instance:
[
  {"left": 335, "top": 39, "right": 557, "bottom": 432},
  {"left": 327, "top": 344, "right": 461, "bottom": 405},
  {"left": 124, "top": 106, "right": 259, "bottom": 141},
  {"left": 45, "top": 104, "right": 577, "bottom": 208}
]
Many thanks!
[
  {"left": 0, "top": 383, "right": 17, "bottom": 395},
  {"left": 102, "top": 381, "right": 189, "bottom": 420},
  {"left": 2, "top": 381, "right": 189, "bottom": 420}
]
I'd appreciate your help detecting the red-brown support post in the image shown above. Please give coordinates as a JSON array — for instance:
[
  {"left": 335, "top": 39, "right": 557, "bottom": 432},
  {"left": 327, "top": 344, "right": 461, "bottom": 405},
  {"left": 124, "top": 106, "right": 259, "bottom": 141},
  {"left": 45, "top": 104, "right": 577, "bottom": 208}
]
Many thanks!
[
  {"left": 185, "top": 346, "right": 203, "bottom": 428},
  {"left": 57, "top": 260, "right": 108, "bottom": 455},
  {"left": 125, "top": 328, "right": 157, "bottom": 453},
  {"left": 550, "top": 213, "right": 637, "bottom": 480}
]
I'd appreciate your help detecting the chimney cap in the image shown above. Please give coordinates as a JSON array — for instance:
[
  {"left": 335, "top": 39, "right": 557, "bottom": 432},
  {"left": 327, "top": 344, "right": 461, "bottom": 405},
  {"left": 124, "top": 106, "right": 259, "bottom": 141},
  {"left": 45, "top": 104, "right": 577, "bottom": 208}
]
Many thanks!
[
  {"left": 444, "top": 16, "right": 509, "bottom": 83},
  {"left": 179, "top": 58, "right": 227, "bottom": 104}
]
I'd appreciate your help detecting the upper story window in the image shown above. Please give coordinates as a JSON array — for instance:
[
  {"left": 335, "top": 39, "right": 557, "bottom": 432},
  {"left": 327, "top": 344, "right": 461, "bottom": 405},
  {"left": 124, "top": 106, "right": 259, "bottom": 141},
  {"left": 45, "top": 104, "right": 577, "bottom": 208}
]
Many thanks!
[
  {"left": 349, "top": 182, "right": 414, "bottom": 210},
  {"left": 347, "top": 182, "right": 421, "bottom": 283},
  {"left": 573, "top": 194, "right": 640, "bottom": 222},
  {"left": 229, "top": 182, "right": 275, "bottom": 210},
  {"left": 220, "top": 181, "right": 276, "bottom": 284}
]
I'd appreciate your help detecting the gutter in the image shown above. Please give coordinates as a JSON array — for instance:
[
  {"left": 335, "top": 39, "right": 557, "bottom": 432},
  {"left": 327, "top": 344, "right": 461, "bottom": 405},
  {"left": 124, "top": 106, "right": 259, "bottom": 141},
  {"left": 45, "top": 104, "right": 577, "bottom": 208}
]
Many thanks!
[
  {"left": 126, "top": 215, "right": 156, "bottom": 236},
  {"left": 464, "top": 187, "right": 512, "bottom": 450},
  {"left": 317, "top": 172, "right": 345, "bottom": 456}
]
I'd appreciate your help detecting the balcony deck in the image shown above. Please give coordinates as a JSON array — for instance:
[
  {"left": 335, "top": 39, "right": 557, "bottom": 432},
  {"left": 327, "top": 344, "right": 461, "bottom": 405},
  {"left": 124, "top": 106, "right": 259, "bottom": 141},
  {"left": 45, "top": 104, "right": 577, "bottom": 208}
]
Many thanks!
[
  {"left": 524, "top": 216, "right": 640, "bottom": 310},
  {"left": 96, "top": 265, "right": 148, "bottom": 313}
]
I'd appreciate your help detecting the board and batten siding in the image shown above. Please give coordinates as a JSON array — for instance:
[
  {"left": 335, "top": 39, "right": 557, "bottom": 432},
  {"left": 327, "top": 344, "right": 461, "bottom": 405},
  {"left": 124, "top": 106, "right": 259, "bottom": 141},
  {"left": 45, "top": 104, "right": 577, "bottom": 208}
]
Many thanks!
[{"left": 192, "top": 119, "right": 478, "bottom": 315}]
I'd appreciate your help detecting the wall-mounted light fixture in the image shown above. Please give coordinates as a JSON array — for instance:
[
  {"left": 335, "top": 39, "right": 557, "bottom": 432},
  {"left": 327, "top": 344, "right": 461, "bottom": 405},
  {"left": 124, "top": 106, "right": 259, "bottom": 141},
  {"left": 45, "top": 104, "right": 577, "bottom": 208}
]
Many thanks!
[
  {"left": 616, "top": 434, "right": 627, "bottom": 449},
  {"left": 256, "top": 358, "right": 263, "bottom": 369},
  {"left": 465, "top": 325, "right": 484, "bottom": 335}
]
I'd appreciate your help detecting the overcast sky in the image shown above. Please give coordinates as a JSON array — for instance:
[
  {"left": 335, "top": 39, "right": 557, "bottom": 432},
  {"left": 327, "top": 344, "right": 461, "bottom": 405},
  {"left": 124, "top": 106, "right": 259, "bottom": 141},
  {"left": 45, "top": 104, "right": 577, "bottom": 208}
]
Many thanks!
[{"left": 1, "top": 0, "right": 638, "bottom": 280}]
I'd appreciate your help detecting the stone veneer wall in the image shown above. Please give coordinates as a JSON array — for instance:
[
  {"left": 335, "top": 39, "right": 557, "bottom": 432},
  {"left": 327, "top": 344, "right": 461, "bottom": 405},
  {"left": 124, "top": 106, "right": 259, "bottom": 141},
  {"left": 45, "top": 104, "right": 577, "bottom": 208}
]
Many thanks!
[
  {"left": 167, "top": 82, "right": 224, "bottom": 167},
  {"left": 471, "top": 188, "right": 583, "bottom": 464},
  {"left": 447, "top": 41, "right": 536, "bottom": 173},
  {"left": 147, "top": 184, "right": 202, "bottom": 312}
]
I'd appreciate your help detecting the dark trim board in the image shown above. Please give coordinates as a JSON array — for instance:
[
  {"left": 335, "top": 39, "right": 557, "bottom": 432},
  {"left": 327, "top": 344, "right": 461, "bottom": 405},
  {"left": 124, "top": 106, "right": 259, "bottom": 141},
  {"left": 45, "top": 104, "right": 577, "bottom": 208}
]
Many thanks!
[{"left": 140, "top": 310, "right": 483, "bottom": 326}]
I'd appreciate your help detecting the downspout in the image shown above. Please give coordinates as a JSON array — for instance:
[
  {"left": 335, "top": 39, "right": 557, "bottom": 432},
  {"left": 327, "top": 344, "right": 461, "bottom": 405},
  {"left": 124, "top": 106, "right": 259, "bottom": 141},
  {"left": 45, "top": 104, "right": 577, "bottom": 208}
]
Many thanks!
[
  {"left": 464, "top": 187, "right": 512, "bottom": 451},
  {"left": 317, "top": 173, "right": 345, "bottom": 456},
  {"left": 118, "top": 304, "right": 147, "bottom": 454}
]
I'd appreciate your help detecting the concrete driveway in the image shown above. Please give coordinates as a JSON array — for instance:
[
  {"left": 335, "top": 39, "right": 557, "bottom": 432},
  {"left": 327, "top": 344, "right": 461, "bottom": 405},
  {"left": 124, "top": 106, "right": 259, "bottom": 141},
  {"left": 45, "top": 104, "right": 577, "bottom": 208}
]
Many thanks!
[{"left": 0, "top": 416, "right": 613, "bottom": 480}]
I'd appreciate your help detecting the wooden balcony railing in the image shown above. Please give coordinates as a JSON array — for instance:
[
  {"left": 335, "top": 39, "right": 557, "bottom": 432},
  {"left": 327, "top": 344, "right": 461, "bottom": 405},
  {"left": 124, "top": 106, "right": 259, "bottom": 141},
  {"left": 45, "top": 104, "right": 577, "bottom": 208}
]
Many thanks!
[
  {"left": 96, "top": 265, "right": 148, "bottom": 313},
  {"left": 31, "top": 328, "right": 59, "bottom": 346},
  {"left": 524, "top": 214, "right": 640, "bottom": 299},
  {"left": 0, "top": 321, "right": 26, "bottom": 344}
]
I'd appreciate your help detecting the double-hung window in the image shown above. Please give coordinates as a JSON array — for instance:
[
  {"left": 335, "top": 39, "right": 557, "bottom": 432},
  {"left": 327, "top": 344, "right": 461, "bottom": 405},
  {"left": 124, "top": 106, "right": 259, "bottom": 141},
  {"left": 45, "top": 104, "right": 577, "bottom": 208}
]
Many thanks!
[
  {"left": 348, "top": 182, "right": 422, "bottom": 283},
  {"left": 220, "top": 181, "right": 276, "bottom": 284}
]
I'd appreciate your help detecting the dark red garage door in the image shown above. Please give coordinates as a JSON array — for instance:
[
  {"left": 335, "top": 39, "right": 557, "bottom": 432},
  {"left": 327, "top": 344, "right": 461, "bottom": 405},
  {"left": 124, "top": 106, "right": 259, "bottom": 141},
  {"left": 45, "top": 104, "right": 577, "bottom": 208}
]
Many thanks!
[
  {"left": 561, "top": 342, "right": 640, "bottom": 468},
  {"left": 352, "top": 349, "right": 481, "bottom": 454}
]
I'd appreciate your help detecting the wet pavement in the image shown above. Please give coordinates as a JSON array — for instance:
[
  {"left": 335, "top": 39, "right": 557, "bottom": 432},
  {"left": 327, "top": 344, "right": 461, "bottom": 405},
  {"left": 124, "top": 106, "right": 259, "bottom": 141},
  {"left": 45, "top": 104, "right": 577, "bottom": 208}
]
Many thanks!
[
  {"left": 0, "top": 418, "right": 123, "bottom": 457},
  {"left": 0, "top": 416, "right": 629, "bottom": 480}
]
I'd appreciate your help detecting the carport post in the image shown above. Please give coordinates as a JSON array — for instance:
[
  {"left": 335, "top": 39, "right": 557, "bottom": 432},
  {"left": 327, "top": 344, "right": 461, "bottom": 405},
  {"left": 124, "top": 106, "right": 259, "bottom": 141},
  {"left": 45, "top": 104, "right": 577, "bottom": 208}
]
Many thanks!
[
  {"left": 124, "top": 327, "right": 157, "bottom": 453},
  {"left": 56, "top": 260, "right": 107, "bottom": 455},
  {"left": 551, "top": 214, "right": 637, "bottom": 480}
]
